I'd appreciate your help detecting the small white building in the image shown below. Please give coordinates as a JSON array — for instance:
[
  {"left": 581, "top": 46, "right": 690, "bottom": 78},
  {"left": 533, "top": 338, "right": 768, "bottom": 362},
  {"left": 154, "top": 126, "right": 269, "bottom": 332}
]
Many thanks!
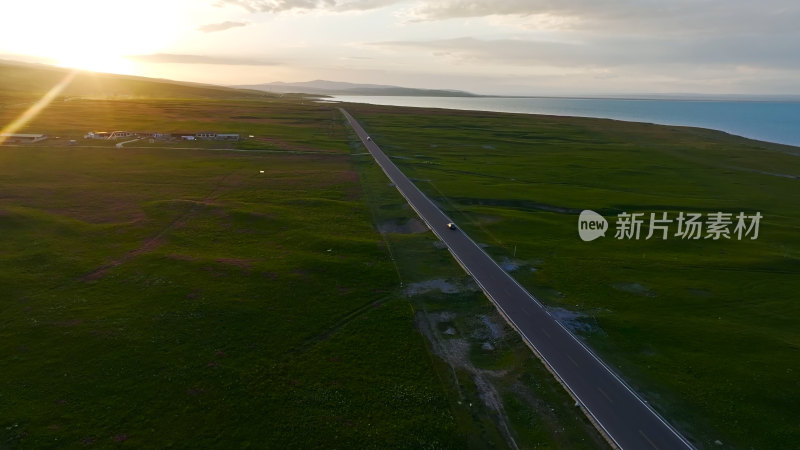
[
  {"left": 196, "top": 132, "right": 217, "bottom": 140},
  {"left": 85, "top": 131, "right": 110, "bottom": 139},
  {"left": 1, "top": 133, "right": 48, "bottom": 143},
  {"left": 109, "top": 131, "right": 134, "bottom": 140}
]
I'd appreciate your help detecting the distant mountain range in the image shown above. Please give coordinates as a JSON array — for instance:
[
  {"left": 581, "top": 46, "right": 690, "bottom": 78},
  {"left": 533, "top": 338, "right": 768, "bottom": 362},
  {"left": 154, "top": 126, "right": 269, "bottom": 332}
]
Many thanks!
[{"left": 232, "top": 80, "right": 478, "bottom": 97}]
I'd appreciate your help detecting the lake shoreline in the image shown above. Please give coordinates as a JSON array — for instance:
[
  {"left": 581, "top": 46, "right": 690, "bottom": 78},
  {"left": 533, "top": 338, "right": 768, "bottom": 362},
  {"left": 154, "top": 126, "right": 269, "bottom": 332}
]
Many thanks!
[{"left": 324, "top": 95, "right": 800, "bottom": 148}]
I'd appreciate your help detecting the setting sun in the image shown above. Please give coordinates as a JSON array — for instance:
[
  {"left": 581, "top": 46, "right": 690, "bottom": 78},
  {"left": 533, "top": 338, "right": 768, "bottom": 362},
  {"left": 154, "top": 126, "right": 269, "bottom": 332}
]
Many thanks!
[{"left": 0, "top": 0, "right": 184, "bottom": 75}]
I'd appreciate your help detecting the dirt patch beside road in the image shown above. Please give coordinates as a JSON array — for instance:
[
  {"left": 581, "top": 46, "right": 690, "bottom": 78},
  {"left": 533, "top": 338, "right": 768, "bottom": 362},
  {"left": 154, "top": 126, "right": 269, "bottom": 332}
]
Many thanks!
[{"left": 377, "top": 217, "right": 428, "bottom": 234}]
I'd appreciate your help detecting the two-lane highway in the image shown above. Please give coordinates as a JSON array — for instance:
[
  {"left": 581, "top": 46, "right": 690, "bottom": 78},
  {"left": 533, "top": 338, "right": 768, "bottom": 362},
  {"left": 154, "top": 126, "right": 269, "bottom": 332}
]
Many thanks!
[{"left": 341, "top": 108, "right": 694, "bottom": 450}]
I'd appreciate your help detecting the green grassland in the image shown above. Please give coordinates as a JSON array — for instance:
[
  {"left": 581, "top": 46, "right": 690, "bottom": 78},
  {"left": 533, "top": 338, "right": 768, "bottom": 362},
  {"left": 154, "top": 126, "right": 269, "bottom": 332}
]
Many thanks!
[
  {"left": 1, "top": 62, "right": 603, "bottom": 449},
  {"left": 344, "top": 103, "right": 800, "bottom": 449},
  {"left": 1, "top": 67, "right": 467, "bottom": 449},
  {"left": 0, "top": 144, "right": 472, "bottom": 448}
]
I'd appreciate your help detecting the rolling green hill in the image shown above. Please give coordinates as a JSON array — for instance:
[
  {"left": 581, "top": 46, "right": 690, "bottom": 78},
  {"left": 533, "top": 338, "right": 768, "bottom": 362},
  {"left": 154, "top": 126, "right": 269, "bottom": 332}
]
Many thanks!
[{"left": 0, "top": 59, "right": 270, "bottom": 103}]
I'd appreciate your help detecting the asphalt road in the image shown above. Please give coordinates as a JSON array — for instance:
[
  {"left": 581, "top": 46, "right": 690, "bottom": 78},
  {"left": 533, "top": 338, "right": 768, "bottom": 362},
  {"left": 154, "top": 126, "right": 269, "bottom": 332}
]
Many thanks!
[{"left": 341, "top": 108, "right": 694, "bottom": 450}]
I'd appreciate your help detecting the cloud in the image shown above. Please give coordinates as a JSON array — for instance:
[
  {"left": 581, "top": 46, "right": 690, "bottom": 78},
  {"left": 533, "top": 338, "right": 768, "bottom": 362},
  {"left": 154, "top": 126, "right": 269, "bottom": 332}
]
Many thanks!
[
  {"left": 127, "top": 53, "right": 276, "bottom": 66},
  {"left": 370, "top": 35, "right": 800, "bottom": 70},
  {"left": 403, "top": 0, "right": 572, "bottom": 21},
  {"left": 401, "top": 0, "right": 800, "bottom": 35},
  {"left": 213, "top": 0, "right": 800, "bottom": 37},
  {"left": 197, "top": 21, "right": 248, "bottom": 33},
  {"left": 217, "top": 0, "right": 399, "bottom": 13}
]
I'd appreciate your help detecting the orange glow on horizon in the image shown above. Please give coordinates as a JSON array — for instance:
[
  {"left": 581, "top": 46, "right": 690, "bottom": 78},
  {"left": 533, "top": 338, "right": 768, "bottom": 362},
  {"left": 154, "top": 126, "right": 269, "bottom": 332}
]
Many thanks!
[{"left": 55, "top": 55, "right": 138, "bottom": 76}]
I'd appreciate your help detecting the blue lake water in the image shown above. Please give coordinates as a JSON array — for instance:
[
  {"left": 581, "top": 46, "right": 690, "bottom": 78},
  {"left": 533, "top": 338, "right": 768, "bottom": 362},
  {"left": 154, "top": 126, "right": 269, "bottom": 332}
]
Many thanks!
[{"left": 327, "top": 95, "right": 800, "bottom": 148}]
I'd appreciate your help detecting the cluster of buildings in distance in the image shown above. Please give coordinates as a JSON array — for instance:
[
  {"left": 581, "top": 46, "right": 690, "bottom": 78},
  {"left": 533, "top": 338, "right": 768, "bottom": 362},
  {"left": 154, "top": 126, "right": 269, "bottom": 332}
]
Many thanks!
[
  {"left": 84, "top": 131, "right": 240, "bottom": 141},
  {"left": 1, "top": 131, "right": 243, "bottom": 144}
]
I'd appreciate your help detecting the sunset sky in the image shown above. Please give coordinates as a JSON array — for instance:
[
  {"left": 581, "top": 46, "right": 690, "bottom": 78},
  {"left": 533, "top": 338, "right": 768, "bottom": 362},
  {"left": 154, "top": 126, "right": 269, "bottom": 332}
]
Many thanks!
[{"left": 2, "top": 0, "right": 799, "bottom": 95}]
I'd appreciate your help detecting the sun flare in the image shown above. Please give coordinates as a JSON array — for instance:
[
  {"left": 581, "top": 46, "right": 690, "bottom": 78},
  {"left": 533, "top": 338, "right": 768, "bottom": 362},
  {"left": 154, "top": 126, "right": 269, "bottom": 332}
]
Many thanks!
[
  {"left": 56, "top": 54, "right": 136, "bottom": 75},
  {"left": 0, "top": 0, "right": 184, "bottom": 75}
]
